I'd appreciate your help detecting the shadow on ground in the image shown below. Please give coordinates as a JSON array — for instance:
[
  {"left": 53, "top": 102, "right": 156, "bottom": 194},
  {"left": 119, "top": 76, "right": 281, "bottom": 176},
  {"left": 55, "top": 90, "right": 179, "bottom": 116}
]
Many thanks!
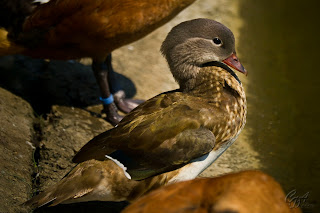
[
  {"left": 0, "top": 55, "right": 137, "bottom": 116},
  {"left": 34, "top": 201, "right": 129, "bottom": 213}
]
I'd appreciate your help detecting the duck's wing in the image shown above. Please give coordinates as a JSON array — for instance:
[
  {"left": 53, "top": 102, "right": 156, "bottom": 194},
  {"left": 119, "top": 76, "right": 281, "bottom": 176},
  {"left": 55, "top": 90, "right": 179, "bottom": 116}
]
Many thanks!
[{"left": 73, "top": 91, "right": 216, "bottom": 180}]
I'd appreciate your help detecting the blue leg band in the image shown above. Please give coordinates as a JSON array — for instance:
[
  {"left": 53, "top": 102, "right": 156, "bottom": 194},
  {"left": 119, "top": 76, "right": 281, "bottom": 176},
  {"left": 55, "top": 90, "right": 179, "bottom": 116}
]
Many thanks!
[{"left": 100, "top": 95, "right": 114, "bottom": 105}]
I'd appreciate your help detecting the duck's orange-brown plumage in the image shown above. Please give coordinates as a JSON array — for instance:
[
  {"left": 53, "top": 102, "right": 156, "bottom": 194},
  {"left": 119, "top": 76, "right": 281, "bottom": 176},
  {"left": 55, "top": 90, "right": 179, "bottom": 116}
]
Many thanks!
[
  {"left": 2, "top": 0, "right": 196, "bottom": 60},
  {"left": 122, "top": 170, "right": 302, "bottom": 213}
]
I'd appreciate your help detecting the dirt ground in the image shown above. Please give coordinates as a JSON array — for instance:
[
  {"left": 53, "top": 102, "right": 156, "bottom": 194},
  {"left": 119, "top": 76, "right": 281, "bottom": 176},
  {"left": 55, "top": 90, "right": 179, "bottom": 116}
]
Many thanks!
[{"left": 0, "top": 0, "right": 261, "bottom": 212}]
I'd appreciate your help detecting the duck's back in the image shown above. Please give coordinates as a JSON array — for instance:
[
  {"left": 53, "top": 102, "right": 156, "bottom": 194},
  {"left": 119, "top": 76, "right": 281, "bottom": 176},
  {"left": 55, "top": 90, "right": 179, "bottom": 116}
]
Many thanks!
[{"left": 17, "top": 0, "right": 196, "bottom": 59}]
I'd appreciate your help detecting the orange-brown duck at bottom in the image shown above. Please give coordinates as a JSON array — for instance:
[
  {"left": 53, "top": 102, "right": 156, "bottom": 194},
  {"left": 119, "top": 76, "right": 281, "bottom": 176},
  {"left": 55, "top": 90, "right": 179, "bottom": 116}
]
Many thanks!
[
  {"left": 23, "top": 18, "right": 247, "bottom": 209},
  {"left": 122, "top": 171, "right": 302, "bottom": 213}
]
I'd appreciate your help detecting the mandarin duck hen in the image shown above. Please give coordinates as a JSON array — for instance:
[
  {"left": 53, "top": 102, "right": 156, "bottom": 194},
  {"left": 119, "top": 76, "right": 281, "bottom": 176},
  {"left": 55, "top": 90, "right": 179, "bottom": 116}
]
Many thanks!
[
  {"left": 0, "top": 0, "right": 197, "bottom": 125},
  {"left": 24, "top": 18, "right": 247, "bottom": 209},
  {"left": 122, "top": 170, "right": 302, "bottom": 213}
]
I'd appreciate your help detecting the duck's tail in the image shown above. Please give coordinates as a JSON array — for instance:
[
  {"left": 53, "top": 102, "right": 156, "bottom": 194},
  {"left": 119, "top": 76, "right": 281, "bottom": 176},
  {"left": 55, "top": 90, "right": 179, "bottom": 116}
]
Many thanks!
[
  {"left": 23, "top": 184, "right": 60, "bottom": 209},
  {"left": 0, "top": 28, "right": 25, "bottom": 56},
  {"left": 0, "top": 0, "right": 45, "bottom": 56},
  {"left": 22, "top": 159, "right": 130, "bottom": 209}
]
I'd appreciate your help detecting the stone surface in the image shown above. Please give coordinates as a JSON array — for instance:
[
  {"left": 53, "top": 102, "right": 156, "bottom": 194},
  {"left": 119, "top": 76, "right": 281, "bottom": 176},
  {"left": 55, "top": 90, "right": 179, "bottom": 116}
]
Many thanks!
[
  {"left": 0, "top": 87, "right": 34, "bottom": 213},
  {"left": 36, "top": 105, "right": 112, "bottom": 190}
]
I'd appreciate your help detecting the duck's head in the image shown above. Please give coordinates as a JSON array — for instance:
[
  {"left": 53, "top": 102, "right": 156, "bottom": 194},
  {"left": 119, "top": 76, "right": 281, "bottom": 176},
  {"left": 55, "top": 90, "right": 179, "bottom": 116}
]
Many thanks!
[{"left": 161, "top": 18, "right": 246, "bottom": 89}]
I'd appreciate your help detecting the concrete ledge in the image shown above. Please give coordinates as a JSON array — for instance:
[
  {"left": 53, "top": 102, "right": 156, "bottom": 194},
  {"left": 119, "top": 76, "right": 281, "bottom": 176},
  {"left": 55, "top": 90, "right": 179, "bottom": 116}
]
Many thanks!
[{"left": 0, "top": 87, "right": 35, "bottom": 213}]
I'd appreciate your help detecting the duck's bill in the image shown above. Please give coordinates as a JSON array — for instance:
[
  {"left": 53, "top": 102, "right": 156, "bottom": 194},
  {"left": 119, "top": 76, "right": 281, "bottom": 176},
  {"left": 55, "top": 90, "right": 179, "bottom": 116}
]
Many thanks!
[{"left": 222, "top": 53, "right": 247, "bottom": 76}]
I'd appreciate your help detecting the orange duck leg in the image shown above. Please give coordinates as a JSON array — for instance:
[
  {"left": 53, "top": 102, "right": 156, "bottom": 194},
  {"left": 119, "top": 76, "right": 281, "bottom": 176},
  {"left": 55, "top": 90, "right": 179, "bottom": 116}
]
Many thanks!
[{"left": 0, "top": 0, "right": 196, "bottom": 125}]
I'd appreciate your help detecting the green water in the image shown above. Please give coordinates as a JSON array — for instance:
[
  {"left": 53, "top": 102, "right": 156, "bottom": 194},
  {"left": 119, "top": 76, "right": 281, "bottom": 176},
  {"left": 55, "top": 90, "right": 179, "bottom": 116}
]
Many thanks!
[{"left": 238, "top": 0, "right": 320, "bottom": 210}]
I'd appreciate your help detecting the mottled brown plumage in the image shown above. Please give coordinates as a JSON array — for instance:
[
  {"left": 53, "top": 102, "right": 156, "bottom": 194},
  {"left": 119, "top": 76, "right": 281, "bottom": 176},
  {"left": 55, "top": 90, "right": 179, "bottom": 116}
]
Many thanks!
[
  {"left": 24, "top": 18, "right": 247, "bottom": 208},
  {"left": 73, "top": 65, "right": 246, "bottom": 180},
  {"left": 0, "top": 0, "right": 197, "bottom": 125},
  {"left": 73, "top": 19, "right": 247, "bottom": 180},
  {"left": 122, "top": 171, "right": 302, "bottom": 213}
]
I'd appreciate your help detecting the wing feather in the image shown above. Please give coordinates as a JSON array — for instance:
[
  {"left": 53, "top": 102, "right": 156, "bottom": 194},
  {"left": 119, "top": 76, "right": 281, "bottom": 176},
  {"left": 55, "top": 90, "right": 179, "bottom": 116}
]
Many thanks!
[{"left": 73, "top": 91, "right": 216, "bottom": 180}]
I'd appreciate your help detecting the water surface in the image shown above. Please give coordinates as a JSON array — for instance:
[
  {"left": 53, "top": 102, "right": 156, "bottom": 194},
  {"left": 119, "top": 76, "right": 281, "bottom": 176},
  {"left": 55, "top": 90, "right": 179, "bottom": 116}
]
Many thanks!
[{"left": 239, "top": 0, "right": 320, "bottom": 210}]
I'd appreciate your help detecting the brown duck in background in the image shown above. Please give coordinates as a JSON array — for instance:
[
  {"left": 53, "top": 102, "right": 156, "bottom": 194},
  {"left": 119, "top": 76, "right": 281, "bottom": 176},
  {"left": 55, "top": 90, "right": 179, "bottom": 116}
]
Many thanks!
[
  {"left": 122, "top": 170, "right": 302, "bottom": 213},
  {"left": 0, "top": 0, "right": 197, "bottom": 125},
  {"left": 24, "top": 18, "right": 247, "bottom": 209}
]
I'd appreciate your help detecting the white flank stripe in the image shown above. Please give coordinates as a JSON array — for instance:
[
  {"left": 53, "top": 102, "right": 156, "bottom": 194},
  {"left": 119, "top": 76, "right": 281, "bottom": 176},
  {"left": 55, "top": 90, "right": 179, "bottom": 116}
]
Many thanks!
[
  {"left": 33, "top": 0, "right": 50, "bottom": 4},
  {"left": 169, "top": 135, "right": 241, "bottom": 183},
  {"left": 105, "top": 155, "right": 132, "bottom": 180}
]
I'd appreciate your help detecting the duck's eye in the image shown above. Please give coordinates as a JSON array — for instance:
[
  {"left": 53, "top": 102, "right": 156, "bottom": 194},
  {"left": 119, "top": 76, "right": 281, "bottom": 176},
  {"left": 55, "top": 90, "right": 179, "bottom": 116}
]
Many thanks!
[{"left": 213, "top": 37, "right": 222, "bottom": 45}]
